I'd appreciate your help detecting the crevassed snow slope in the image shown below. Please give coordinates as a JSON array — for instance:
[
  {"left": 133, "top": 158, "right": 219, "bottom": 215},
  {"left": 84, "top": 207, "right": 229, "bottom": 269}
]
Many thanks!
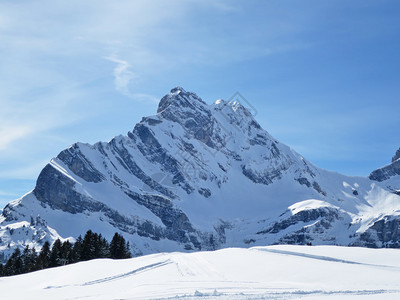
[{"left": 2, "top": 245, "right": 400, "bottom": 300}]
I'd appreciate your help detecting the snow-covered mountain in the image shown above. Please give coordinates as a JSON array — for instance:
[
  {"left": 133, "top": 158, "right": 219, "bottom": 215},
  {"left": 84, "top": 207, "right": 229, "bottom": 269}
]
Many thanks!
[{"left": 1, "top": 87, "right": 400, "bottom": 261}]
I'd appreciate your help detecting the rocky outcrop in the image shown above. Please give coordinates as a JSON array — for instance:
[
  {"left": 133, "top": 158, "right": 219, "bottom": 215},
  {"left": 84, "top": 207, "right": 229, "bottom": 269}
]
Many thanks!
[
  {"left": 57, "top": 144, "right": 105, "bottom": 183},
  {"left": 369, "top": 160, "right": 400, "bottom": 182},
  {"left": 369, "top": 149, "right": 400, "bottom": 185},
  {"left": 393, "top": 148, "right": 400, "bottom": 163},
  {"left": 353, "top": 216, "right": 400, "bottom": 248},
  {"left": 257, "top": 207, "right": 340, "bottom": 235}
]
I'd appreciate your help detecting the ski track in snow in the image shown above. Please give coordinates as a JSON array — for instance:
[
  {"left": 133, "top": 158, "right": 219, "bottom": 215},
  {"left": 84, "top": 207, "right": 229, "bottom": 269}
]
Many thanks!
[
  {"left": 252, "top": 248, "right": 400, "bottom": 270},
  {"left": 45, "top": 260, "right": 172, "bottom": 289},
  {"left": 148, "top": 289, "right": 400, "bottom": 300},
  {"left": 82, "top": 260, "right": 172, "bottom": 286},
  {"left": 3, "top": 245, "right": 400, "bottom": 300}
]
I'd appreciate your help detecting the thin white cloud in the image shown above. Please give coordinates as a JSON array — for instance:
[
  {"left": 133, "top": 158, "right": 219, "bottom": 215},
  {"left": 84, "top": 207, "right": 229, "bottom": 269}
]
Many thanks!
[
  {"left": 104, "top": 55, "right": 158, "bottom": 103},
  {"left": 0, "top": 125, "right": 32, "bottom": 150},
  {"left": 130, "top": 93, "right": 159, "bottom": 104},
  {"left": 0, "top": 0, "right": 320, "bottom": 185},
  {"left": 105, "top": 56, "right": 137, "bottom": 95}
]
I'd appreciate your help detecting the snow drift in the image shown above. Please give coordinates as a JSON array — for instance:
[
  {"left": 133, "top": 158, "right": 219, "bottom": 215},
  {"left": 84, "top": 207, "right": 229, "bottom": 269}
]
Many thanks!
[{"left": 1, "top": 245, "right": 400, "bottom": 299}]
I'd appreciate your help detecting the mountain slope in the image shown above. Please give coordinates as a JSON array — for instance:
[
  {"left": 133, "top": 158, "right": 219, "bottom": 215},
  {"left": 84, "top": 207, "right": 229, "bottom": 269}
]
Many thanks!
[
  {"left": 1, "top": 87, "right": 400, "bottom": 261},
  {"left": 2, "top": 245, "right": 400, "bottom": 300}
]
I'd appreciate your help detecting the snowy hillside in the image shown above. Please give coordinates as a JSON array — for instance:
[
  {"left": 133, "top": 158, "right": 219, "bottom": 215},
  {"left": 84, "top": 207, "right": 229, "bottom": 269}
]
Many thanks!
[
  {"left": 1, "top": 87, "right": 400, "bottom": 261},
  {"left": 2, "top": 245, "right": 400, "bottom": 299}
]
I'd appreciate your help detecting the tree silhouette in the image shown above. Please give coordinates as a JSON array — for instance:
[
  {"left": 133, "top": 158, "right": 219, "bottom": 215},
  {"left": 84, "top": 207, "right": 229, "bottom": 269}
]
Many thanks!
[
  {"left": 1, "top": 230, "right": 133, "bottom": 277},
  {"left": 49, "top": 239, "right": 63, "bottom": 267},
  {"left": 4, "top": 248, "right": 23, "bottom": 276},
  {"left": 36, "top": 241, "right": 51, "bottom": 270},
  {"left": 110, "top": 233, "right": 131, "bottom": 259},
  {"left": 22, "top": 245, "right": 37, "bottom": 273}
]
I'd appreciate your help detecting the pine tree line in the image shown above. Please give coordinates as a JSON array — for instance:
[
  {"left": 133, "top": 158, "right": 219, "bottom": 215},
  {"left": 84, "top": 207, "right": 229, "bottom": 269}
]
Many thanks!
[{"left": 0, "top": 230, "right": 131, "bottom": 277}]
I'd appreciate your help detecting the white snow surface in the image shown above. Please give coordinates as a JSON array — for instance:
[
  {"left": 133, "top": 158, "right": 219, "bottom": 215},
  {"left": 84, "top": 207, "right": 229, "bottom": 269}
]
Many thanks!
[{"left": 2, "top": 245, "right": 400, "bottom": 300}]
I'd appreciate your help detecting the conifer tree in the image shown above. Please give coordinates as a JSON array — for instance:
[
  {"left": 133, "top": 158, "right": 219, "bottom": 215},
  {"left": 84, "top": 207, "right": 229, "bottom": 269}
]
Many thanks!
[
  {"left": 49, "top": 239, "right": 62, "bottom": 267},
  {"left": 60, "top": 240, "right": 73, "bottom": 265},
  {"left": 4, "top": 248, "right": 23, "bottom": 276},
  {"left": 22, "top": 245, "right": 37, "bottom": 273},
  {"left": 110, "top": 233, "right": 131, "bottom": 259},
  {"left": 36, "top": 241, "right": 51, "bottom": 270},
  {"left": 0, "top": 230, "right": 133, "bottom": 277},
  {"left": 95, "top": 233, "right": 110, "bottom": 258},
  {"left": 81, "top": 230, "right": 95, "bottom": 261},
  {"left": 71, "top": 235, "right": 83, "bottom": 263}
]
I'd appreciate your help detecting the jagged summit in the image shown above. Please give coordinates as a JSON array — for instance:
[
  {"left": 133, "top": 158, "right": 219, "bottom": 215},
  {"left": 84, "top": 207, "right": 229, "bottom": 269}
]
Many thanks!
[
  {"left": 170, "top": 86, "right": 185, "bottom": 94},
  {"left": 156, "top": 87, "right": 258, "bottom": 134},
  {"left": 157, "top": 86, "right": 206, "bottom": 114},
  {"left": 1, "top": 87, "right": 400, "bottom": 262}
]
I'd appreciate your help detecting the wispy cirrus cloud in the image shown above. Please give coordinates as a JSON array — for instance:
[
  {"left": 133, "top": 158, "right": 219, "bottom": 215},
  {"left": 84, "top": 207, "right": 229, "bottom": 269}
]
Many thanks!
[
  {"left": 1, "top": 0, "right": 363, "bottom": 207},
  {"left": 105, "top": 56, "right": 137, "bottom": 96},
  {"left": 104, "top": 55, "right": 158, "bottom": 103},
  {"left": 0, "top": 126, "right": 32, "bottom": 151},
  {"left": 0, "top": 0, "right": 314, "bottom": 182}
]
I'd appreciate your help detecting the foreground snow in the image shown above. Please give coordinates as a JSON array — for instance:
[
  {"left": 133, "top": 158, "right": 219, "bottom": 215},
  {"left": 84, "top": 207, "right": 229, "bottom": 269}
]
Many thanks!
[{"left": 2, "top": 245, "right": 400, "bottom": 299}]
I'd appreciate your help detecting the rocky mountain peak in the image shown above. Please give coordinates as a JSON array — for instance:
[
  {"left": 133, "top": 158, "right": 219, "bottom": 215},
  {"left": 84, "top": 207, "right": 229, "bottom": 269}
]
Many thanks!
[
  {"left": 392, "top": 148, "right": 400, "bottom": 163},
  {"left": 170, "top": 86, "right": 186, "bottom": 94},
  {"left": 3, "top": 87, "right": 400, "bottom": 262},
  {"left": 156, "top": 86, "right": 207, "bottom": 114}
]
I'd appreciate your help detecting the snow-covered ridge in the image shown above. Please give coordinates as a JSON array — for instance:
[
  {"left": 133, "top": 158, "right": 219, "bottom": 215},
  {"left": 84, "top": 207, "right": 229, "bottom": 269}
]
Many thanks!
[{"left": 1, "top": 87, "right": 400, "bottom": 261}]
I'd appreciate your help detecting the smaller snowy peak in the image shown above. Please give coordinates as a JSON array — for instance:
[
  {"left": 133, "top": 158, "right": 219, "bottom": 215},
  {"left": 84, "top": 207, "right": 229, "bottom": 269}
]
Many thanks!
[
  {"left": 369, "top": 148, "right": 400, "bottom": 184},
  {"left": 212, "top": 98, "right": 263, "bottom": 134},
  {"left": 156, "top": 87, "right": 207, "bottom": 114},
  {"left": 392, "top": 148, "right": 400, "bottom": 163},
  {"left": 213, "top": 98, "right": 254, "bottom": 119}
]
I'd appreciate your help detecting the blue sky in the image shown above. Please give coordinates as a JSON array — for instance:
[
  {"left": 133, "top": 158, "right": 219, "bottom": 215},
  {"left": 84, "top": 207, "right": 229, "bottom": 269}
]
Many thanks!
[{"left": 0, "top": 0, "right": 400, "bottom": 207}]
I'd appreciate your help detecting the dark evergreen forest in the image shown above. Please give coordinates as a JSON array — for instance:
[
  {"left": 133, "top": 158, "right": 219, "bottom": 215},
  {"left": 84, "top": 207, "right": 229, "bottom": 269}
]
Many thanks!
[{"left": 0, "top": 230, "right": 131, "bottom": 277}]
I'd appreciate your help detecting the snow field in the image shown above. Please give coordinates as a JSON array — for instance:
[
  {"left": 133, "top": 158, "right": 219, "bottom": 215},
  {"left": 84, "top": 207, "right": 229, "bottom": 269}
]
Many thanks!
[{"left": 1, "top": 245, "right": 400, "bottom": 299}]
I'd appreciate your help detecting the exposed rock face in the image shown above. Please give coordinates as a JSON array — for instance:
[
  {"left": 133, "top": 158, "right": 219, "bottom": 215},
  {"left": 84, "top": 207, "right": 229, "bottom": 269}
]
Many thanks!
[
  {"left": 1, "top": 87, "right": 400, "bottom": 261},
  {"left": 34, "top": 164, "right": 97, "bottom": 214},
  {"left": 369, "top": 148, "right": 400, "bottom": 193},
  {"left": 257, "top": 207, "right": 339, "bottom": 236},
  {"left": 393, "top": 148, "right": 400, "bottom": 163},
  {"left": 369, "top": 160, "right": 400, "bottom": 182},
  {"left": 353, "top": 216, "right": 400, "bottom": 248},
  {"left": 57, "top": 145, "right": 105, "bottom": 183}
]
